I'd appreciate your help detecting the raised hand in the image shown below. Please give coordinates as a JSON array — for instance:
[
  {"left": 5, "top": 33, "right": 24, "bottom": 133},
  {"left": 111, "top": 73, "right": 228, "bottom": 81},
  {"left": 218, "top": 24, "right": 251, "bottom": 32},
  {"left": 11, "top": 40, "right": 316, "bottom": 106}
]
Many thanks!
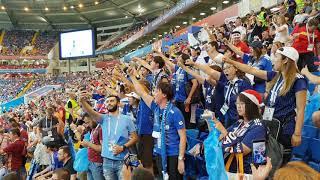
[
  {"left": 177, "top": 59, "right": 186, "bottom": 68},
  {"left": 251, "top": 157, "right": 272, "bottom": 180},
  {"left": 222, "top": 56, "right": 232, "bottom": 63},
  {"left": 301, "top": 65, "right": 309, "bottom": 76},
  {"left": 185, "top": 59, "right": 195, "bottom": 66}
]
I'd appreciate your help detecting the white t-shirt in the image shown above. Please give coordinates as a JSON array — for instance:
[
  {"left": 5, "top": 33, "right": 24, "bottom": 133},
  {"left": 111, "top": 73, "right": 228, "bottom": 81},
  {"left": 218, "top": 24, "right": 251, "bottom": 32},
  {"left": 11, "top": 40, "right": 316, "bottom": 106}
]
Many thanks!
[
  {"left": 233, "top": 26, "right": 247, "bottom": 37},
  {"left": 209, "top": 53, "right": 224, "bottom": 67},
  {"left": 274, "top": 24, "right": 289, "bottom": 43}
]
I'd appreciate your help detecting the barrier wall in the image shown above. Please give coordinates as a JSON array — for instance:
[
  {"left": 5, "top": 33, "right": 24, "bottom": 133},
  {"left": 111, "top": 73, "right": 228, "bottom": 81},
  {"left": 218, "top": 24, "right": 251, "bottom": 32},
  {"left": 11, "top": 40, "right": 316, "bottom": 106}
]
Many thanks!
[
  {"left": 123, "top": 45, "right": 153, "bottom": 62},
  {"left": 24, "top": 85, "right": 61, "bottom": 104},
  {"left": 0, "top": 85, "right": 62, "bottom": 111},
  {"left": 0, "top": 68, "right": 47, "bottom": 74},
  {"left": 0, "top": 96, "right": 25, "bottom": 112}
]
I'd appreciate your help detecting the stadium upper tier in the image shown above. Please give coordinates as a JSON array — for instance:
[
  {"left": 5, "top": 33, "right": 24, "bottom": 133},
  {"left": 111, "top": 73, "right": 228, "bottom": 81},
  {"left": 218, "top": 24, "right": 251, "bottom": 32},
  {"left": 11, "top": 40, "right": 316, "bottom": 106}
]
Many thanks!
[{"left": 0, "top": 30, "right": 57, "bottom": 56}]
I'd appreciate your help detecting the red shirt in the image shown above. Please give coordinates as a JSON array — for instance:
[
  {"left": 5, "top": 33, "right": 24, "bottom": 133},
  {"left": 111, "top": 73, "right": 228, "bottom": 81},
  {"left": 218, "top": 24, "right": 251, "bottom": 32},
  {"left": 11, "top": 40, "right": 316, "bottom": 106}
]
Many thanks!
[
  {"left": 20, "top": 128, "right": 28, "bottom": 143},
  {"left": 291, "top": 25, "right": 320, "bottom": 54},
  {"left": 4, "top": 139, "right": 25, "bottom": 171},
  {"left": 235, "top": 41, "right": 250, "bottom": 62},
  {"left": 88, "top": 126, "right": 103, "bottom": 163}
]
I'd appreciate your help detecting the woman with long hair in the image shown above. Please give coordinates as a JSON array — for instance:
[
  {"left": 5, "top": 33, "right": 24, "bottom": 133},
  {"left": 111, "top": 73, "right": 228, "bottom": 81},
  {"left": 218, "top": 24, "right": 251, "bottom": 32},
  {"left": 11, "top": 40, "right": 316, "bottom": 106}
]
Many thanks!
[{"left": 222, "top": 47, "right": 307, "bottom": 163}]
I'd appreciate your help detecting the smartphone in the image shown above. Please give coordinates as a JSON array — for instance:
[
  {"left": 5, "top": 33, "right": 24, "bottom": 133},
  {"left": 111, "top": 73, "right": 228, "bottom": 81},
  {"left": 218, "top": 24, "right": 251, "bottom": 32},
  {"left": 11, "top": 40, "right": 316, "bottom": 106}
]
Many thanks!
[{"left": 252, "top": 140, "right": 267, "bottom": 165}]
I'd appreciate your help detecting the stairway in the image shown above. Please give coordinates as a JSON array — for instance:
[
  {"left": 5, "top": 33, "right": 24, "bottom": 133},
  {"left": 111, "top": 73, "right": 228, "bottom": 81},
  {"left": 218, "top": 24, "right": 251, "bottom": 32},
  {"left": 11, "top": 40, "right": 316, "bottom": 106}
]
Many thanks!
[
  {"left": 0, "top": 30, "right": 5, "bottom": 45},
  {"left": 15, "top": 80, "right": 34, "bottom": 98}
]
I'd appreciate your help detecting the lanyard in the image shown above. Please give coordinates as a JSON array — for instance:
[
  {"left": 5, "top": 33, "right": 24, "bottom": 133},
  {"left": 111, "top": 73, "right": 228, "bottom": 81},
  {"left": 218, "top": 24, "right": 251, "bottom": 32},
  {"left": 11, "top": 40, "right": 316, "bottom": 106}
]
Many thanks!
[
  {"left": 45, "top": 116, "right": 53, "bottom": 129},
  {"left": 269, "top": 76, "right": 284, "bottom": 107},
  {"left": 306, "top": 24, "right": 315, "bottom": 45},
  {"left": 153, "top": 70, "right": 163, "bottom": 87},
  {"left": 225, "top": 82, "right": 236, "bottom": 105},
  {"left": 108, "top": 116, "right": 119, "bottom": 138},
  {"left": 90, "top": 124, "right": 100, "bottom": 142},
  {"left": 160, "top": 102, "right": 171, "bottom": 175},
  {"left": 160, "top": 102, "right": 170, "bottom": 131}
]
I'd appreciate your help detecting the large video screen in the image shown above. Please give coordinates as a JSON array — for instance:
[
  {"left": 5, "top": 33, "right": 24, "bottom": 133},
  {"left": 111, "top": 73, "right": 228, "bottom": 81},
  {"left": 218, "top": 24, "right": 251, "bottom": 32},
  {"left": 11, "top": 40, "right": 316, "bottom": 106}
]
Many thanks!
[{"left": 59, "top": 29, "right": 96, "bottom": 59}]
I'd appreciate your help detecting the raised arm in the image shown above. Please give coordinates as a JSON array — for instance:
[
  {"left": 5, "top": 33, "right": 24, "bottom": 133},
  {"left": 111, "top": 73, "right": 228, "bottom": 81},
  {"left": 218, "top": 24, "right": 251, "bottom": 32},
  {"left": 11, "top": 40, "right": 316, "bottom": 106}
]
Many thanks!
[
  {"left": 301, "top": 66, "right": 320, "bottom": 84},
  {"left": 224, "top": 40, "right": 244, "bottom": 59},
  {"left": 177, "top": 61, "right": 205, "bottom": 84},
  {"left": 156, "top": 51, "right": 175, "bottom": 73},
  {"left": 128, "top": 67, "right": 154, "bottom": 108},
  {"left": 79, "top": 93, "right": 103, "bottom": 122},
  {"left": 223, "top": 57, "right": 268, "bottom": 80},
  {"left": 203, "top": 25, "right": 216, "bottom": 42},
  {"left": 185, "top": 60, "right": 221, "bottom": 81},
  {"left": 132, "top": 57, "right": 152, "bottom": 72},
  {"left": 113, "top": 69, "right": 134, "bottom": 90}
]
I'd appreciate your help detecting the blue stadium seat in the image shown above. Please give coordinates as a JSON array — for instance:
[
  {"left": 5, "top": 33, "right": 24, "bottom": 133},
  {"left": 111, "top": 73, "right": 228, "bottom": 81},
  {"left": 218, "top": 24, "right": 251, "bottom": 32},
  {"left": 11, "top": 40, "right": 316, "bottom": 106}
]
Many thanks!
[
  {"left": 310, "top": 138, "right": 320, "bottom": 163},
  {"left": 302, "top": 125, "right": 319, "bottom": 138},
  {"left": 308, "top": 161, "right": 320, "bottom": 172},
  {"left": 186, "top": 129, "right": 200, "bottom": 153},
  {"left": 292, "top": 137, "right": 310, "bottom": 160},
  {"left": 291, "top": 156, "right": 304, "bottom": 162}
]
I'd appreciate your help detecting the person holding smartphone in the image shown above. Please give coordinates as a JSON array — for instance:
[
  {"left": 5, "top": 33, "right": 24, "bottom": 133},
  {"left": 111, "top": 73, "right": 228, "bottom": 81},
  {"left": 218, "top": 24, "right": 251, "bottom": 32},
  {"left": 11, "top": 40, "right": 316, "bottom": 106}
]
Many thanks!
[{"left": 213, "top": 89, "right": 267, "bottom": 174}]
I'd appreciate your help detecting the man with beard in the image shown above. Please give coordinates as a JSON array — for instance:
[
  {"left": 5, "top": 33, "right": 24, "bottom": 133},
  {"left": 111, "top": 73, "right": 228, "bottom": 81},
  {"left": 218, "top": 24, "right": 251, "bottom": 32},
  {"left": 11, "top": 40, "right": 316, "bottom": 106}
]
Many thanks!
[
  {"left": 80, "top": 113, "right": 104, "bottom": 180},
  {"left": 79, "top": 94, "right": 138, "bottom": 180}
]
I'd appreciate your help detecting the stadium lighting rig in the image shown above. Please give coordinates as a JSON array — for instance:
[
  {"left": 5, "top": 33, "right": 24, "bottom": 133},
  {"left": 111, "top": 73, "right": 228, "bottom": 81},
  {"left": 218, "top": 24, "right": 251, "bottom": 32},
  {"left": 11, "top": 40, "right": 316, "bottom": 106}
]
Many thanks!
[{"left": 1, "top": 0, "right": 106, "bottom": 12}]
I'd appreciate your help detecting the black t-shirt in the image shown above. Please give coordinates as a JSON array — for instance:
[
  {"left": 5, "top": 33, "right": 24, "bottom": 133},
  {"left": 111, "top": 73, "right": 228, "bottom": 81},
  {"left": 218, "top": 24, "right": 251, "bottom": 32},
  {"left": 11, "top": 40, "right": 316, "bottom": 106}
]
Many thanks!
[
  {"left": 63, "top": 158, "right": 77, "bottom": 176},
  {"left": 38, "top": 116, "right": 59, "bottom": 137}
]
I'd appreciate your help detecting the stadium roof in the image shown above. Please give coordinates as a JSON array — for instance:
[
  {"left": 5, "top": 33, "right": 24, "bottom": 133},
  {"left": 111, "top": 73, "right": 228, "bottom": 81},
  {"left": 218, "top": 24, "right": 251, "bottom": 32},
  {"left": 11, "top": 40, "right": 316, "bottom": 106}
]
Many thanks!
[{"left": 0, "top": 0, "right": 176, "bottom": 39}]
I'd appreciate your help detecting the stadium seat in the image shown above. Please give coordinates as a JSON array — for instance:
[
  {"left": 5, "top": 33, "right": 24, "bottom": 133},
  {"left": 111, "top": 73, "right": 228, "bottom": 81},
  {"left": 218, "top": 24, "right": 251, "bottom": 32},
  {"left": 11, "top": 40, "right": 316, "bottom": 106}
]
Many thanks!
[
  {"left": 308, "top": 161, "right": 320, "bottom": 172},
  {"left": 292, "top": 137, "right": 311, "bottom": 160},
  {"left": 291, "top": 156, "right": 304, "bottom": 162},
  {"left": 310, "top": 138, "right": 320, "bottom": 163},
  {"left": 302, "top": 125, "right": 319, "bottom": 138},
  {"left": 186, "top": 129, "right": 200, "bottom": 153}
]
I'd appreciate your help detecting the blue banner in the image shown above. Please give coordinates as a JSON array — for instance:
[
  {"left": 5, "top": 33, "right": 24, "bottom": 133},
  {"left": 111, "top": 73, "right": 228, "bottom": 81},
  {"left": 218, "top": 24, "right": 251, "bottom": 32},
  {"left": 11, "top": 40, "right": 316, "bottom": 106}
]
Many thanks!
[
  {"left": 0, "top": 96, "right": 25, "bottom": 112},
  {"left": 123, "top": 45, "right": 153, "bottom": 62},
  {"left": 0, "top": 68, "right": 47, "bottom": 74}
]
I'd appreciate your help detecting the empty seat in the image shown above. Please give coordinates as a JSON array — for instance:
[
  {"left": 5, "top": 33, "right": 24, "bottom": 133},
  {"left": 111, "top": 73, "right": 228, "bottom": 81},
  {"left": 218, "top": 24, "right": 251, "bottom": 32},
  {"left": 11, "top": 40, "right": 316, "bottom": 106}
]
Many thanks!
[{"left": 308, "top": 161, "right": 320, "bottom": 172}]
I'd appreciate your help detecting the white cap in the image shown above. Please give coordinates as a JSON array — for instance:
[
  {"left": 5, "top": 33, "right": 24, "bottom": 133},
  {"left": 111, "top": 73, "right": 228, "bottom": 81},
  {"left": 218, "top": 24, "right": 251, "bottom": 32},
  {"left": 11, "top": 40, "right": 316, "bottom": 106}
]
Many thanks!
[
  {"left": 276, "top": 47, "right": 299, "bottom": 63},
  {"left": 125, "top": 92, "right": 140, "bottom": 99}
]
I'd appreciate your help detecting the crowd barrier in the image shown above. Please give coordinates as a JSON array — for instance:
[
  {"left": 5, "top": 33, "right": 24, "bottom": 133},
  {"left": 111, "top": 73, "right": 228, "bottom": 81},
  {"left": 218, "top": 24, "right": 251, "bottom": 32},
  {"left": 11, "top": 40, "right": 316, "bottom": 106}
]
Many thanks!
[
  {"left": 24, "top": 85, "right": 61, "bottom": 104},
  {"left": 0, "top": 96, "right": 25, "bottom": 112}
]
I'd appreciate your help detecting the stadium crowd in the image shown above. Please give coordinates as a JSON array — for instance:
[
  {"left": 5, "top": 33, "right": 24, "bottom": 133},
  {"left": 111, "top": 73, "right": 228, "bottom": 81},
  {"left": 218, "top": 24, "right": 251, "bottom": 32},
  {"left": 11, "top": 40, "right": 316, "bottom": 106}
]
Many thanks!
[
  {"left": 0, "top": 79, "right": 28, "bottom": 104},
  {"left": 101, "top": 20, "right": 153, "bottom": 50},
  {"left": 0, "top": 30, "right": 57, "bottom": 56},
  {"left": 0, "top": 1, "right": 319, "bottom": 180}
]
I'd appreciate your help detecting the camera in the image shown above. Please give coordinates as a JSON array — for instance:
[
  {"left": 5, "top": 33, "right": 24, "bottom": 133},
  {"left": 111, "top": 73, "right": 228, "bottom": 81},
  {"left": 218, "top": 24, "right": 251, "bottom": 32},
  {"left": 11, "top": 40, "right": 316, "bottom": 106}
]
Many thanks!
[{"left": 124, "top": 153, "right": 140, "bottom": 167}]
